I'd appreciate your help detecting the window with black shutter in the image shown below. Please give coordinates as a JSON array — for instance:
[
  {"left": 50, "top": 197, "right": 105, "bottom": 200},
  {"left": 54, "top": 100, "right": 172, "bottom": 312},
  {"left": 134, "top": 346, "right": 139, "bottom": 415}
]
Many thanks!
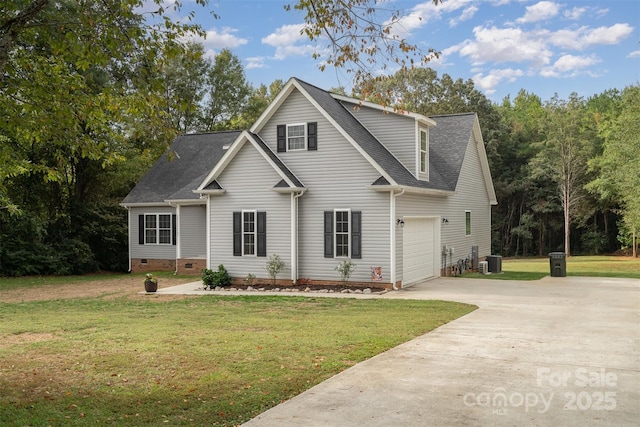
[{"left": 324, "top": 210, "right": 361, "bottom": 259}]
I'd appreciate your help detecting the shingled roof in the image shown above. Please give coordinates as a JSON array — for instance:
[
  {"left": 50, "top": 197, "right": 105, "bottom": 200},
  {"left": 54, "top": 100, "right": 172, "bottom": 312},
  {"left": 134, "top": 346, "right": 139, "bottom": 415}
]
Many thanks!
[
  {"left": 121, "top": 131, "right": 241, "bottom": 205},
  {"left": 294, "top": 79, "right": 475, "bottom": 192}
]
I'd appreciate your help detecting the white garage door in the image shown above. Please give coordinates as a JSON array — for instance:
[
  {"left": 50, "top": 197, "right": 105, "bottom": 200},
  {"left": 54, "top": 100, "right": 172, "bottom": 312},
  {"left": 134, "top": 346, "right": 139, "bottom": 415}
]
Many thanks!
[{"left": 403, "top": 217, "right": 438, "bottom": 286}]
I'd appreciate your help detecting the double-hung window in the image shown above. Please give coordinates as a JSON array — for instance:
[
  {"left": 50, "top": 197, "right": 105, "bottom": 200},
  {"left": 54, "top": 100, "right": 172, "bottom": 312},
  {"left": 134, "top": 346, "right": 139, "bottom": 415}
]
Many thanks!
[
  {"left": 243, "top": 210, "right": 256, "bottom": 255},
  {"left": 277, "top": 122, "right": 317, "bottom": 152},
  {"left": 143, "top": 214, "right": 173, "bottom": 245},
  {"left": 287, "top": 124, "right": 306, "bottom": 150},
  {"left": 324, "top": 210, "right": 361, "bottom": 259},
  {"left": 233, "top": 211, "right": 267, "bottom": 257},
  {"left": 335, "top": 210, "right": 350, "bottom": 257}
]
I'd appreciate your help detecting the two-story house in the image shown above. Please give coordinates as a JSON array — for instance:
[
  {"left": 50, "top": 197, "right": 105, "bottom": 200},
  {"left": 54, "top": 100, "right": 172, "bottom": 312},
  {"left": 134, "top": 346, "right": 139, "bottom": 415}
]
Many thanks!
[{"left": 121, "top": 77, "right": 497, "bottom": 288}]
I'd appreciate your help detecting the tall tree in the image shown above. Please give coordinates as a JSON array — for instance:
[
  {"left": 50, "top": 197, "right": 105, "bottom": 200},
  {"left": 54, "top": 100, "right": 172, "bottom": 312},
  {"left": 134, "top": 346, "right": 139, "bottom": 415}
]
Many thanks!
[
  {"left": 201, "top": 49, "right": 251, "bottom": 131},
  {"left": 161, "top": 42, "right": 210, "bottom": 134},
  {"left": 288, "top": 0, "right": 442, "bottom": 103},
  {"left": 588, "top": 85, "right": 640, "bottom": 257},
  {"left": 530, "top": 94, "right": 595, "bottom": 256}
]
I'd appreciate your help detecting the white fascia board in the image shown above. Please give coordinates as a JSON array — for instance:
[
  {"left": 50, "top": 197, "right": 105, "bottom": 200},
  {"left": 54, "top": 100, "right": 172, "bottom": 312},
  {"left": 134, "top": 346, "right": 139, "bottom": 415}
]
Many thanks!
[
  {"left": 244, "top": 132, "right": 303, "bottom": 188},
  {"left": 472, "top": 115, "right": 498, "bottom": 205},
  {"left": 196, "top": 189, "right": 225, "bottom": 196},
  {"left": 368, "top": 184, "right": 453, "bottom": 197},
  {"left": 272, "top": 187, "right": 307, "bottom": 194},
  {"left": 119, "top": 202, "right": 172, "bottom": 208},
  {"left": 331, "top": 93, "right": 437, "bottom": 127},
  {"left": 165, "top": 199, "right": 205, "bottom": 206}
]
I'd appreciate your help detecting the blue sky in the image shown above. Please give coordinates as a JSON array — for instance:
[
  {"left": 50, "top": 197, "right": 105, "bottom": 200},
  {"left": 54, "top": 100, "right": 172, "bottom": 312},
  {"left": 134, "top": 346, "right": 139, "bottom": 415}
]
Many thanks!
[{"left": 162, "top": 0, "right": 638, "bottom": 102}]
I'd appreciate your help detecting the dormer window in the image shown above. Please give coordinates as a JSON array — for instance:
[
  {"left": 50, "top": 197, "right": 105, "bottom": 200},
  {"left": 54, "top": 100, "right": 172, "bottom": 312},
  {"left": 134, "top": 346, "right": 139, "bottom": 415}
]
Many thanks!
[{"left": 419, "top": 128, "right": 429, "bottom": 178}]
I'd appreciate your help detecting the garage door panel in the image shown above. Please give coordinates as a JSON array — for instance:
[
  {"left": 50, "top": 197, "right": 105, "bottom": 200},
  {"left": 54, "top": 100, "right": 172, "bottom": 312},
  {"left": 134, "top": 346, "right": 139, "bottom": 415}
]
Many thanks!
[{"left": 403, "top": 218, "right": 436, "bottom": 286}]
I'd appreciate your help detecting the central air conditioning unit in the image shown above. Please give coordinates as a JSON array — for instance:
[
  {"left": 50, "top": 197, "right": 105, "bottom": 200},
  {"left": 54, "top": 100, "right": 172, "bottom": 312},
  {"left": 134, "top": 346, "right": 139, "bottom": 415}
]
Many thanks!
[{"left": 478, "top": 261, "right": 489, "bottom": 275}]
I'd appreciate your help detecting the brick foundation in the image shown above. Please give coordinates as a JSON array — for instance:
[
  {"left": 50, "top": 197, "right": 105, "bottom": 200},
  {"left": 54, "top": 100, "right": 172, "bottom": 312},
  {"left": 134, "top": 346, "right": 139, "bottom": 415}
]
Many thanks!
[
  {"left": 131, "top": 258, "right": 176, "bottom": 273},
  {"left": 176, "top": 258, "right": 207, "bottom": 275}
]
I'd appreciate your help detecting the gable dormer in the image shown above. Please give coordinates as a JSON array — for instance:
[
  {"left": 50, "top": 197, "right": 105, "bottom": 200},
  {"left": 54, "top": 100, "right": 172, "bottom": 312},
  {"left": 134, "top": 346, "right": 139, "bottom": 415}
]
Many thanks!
[{"left": 333, "top": 95, "right": 435, "bottom": 182}]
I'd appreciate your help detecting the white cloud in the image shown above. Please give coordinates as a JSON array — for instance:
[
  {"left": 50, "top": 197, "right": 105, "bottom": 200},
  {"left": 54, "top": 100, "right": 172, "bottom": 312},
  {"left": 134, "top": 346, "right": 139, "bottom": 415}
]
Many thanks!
[
  {"left": 472, "top": 68, "right": 524, "bottom": 94},
  {"left": 182, "top": 27, "right": 248, "bottom": 60},
  {"left": 549, "top": 23, "right": 634, "bottom": 50},
  {"left": 456, "top": 26, "right": 553, "bottom": 67},
  {"left": 517, "top": 1, "right": 560, "bottom": 24},
  {"left": 584, "top": 23, "right": 634, "bottom": 46},
  {"left": 246, "top": 56, "right": 267, "bottom": 69},
  {"left": 564, "top": 7, "right": 587, "bottom": 20},
  {"left": 539, "top": 54, "right": 600, "bottom": 77},
  {"left": 390, "top": 0, "right": 474, "bottom": 37},
  {"left": 262, "top": 24, "right": 316, "bottom": 60},
  {"left": 628, "top": 50, "right": 640, "bottom": 58},
  {"left": 450, "top": 5, "right": 479, "bottom": 27},
  {"left": 553, "top": 54, "right": 600, "bottom": 72}
]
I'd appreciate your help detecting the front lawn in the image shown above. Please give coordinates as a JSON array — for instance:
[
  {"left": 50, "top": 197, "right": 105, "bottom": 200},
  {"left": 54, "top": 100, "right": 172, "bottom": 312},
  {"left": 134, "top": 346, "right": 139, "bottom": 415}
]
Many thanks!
[{"left": 0, "top": 291, "right": 475, "bottom": 426}]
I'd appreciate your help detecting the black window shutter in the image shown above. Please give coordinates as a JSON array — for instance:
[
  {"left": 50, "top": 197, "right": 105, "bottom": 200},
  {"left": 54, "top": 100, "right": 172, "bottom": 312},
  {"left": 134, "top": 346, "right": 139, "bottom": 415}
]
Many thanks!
[
  {"left": 172, "top": 214, "right": 177, "bottom": 245},
  {"left": 138, "top": 215, "right": 145, "bottom": 245},
  {"left": 307, "top": 122, "right": 317, "bottom": 151},
  {"left": 233, "top": 212, "right": 242, "bottom": 256},
  {"left": 324, "top": 211, "right": 334, "bottom": 258},
  {"left": 257, "top": 211, "right": 267, "bottom": 257},
  {"left": 277, "top": 125, "right": 286, "bottom": 152},
  {"left": 351, "top": 211, "right": 362, "bottom": 259}
]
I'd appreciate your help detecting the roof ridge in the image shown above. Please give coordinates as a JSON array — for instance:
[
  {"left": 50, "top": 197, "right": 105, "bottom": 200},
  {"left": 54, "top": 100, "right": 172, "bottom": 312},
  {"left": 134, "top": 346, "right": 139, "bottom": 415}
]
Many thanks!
[{"left": 428, "top": 112, "right": 476, "bottom": 118}]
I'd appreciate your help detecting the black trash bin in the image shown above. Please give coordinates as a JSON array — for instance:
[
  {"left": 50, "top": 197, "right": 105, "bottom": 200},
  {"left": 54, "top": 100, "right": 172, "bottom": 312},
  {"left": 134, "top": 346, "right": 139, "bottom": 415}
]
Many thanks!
[{"left": 549, "top": 252, "right": 566, "bottom": 277}]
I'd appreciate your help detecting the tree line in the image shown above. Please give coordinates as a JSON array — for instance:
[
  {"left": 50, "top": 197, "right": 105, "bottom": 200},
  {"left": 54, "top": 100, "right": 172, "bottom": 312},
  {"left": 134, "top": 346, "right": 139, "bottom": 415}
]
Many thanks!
[{"left": 1, "top": 1, "right": 637, "bottom": 276}]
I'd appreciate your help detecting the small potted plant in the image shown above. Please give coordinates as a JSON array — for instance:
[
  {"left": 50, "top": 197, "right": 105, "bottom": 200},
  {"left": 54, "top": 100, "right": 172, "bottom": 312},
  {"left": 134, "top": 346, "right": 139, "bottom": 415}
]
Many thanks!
[{"left": 144, "top": 273, "right": 158, "bottom": 292}]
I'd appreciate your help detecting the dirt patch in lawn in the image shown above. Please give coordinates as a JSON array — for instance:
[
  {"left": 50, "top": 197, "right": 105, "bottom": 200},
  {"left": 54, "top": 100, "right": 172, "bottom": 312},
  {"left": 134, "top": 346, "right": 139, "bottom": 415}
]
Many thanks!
[{"left": 0, "top": 276, "right": 198, "bottom": 303}]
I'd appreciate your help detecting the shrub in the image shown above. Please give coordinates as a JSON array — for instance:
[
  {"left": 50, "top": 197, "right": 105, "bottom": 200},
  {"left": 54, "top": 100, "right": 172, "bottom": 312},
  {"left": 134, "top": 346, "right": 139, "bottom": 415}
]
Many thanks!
[
  {"left": 201, "top": 264, "right": 232, "bottom": 289},
  {"left": 335, "top": 259, "right": 356, "bottom": 284},
  {"left": 265, "top": 254, "right": 286, "bottom": 285}
]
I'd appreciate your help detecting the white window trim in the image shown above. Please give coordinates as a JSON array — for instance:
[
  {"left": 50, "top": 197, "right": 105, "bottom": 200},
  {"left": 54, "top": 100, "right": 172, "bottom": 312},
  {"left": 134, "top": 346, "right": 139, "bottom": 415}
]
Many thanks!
[
  {"left": 287, "top": 123, "right": 307, "bottom": 151},
  {"left": 242, "top": 209, "right": 257, "bottom": 256},
  {"left": 419, "top": 127, "right": 429, "bottom": 178},
  {"left": 145, "top": 213, "right": 173, "bottom": 245},
  {"left": 334, "top": 208, "right": 351, "bottom": 258},
  {"left": 465, "top": 210, "right": 472, "bottom": 237}
]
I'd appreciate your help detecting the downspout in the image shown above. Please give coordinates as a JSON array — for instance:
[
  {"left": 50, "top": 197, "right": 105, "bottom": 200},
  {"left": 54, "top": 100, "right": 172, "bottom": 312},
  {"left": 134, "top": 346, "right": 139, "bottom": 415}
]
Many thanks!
[
  {"left": 174, "top": 204, "right": 180, "bottom": 275},
  {"left": 126, "top": 206, "right": 132, "bottom": 273},
  {"left": 390, "top": 189, "right": 405, "bottom": 290},
  {"left": 291, "top": 191, "right": 304, "bottom": 284},
  {"left": 206, "top": 195, "right": 211, "bottom": 269}
]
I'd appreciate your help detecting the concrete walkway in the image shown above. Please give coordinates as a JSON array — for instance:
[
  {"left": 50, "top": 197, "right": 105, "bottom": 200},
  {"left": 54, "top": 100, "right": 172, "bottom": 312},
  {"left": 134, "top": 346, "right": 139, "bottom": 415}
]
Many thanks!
[{"left": 159, "top": 276, "right": 640, "bottom": 426}]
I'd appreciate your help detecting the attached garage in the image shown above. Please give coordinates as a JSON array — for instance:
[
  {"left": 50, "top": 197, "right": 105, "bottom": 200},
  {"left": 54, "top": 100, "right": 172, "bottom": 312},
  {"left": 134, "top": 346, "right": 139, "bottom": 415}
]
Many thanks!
[{"left": 402, "top": 217, "right": 440, "bottom": 287}]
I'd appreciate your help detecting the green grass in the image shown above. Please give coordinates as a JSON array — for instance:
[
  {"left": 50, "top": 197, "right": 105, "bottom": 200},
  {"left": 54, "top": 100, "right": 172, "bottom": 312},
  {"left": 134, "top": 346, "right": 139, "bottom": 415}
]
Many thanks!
[
  {"left": 0, "top": 272, "right": 189, "bottom": 292},
  {"left": 462, "top": 255, "right": 640, "bottom": 280},
  {"left": 0, "top": 294, "right": 475, "bottom": 426}
]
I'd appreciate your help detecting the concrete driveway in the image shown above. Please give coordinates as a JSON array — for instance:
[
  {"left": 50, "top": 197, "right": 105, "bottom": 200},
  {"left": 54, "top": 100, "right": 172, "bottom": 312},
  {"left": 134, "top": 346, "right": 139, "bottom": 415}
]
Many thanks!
[{"left": 242, "top": 276, "right": 640, "bottom": 426}]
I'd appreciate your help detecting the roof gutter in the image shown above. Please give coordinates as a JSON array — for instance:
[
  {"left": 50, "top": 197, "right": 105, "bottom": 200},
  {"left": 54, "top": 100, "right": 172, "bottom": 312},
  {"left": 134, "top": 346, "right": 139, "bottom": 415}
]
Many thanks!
[{"left": 369, "top": 184, "right": 453, "bottom": 197}]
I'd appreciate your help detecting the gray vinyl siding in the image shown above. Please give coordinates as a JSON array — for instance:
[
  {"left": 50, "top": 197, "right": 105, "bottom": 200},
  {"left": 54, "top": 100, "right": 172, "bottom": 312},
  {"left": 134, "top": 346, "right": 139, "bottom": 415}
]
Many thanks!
[
  {"left": 129, "top": 206, "right": 177, "bottom": 259},
  {"left": 341, "top": 101, "right": 418, "bottom": 174},
  {"left": 395, "top": 132, "right": 491, "bottom": 281},
  {"left": 180, "top": 205, "right": 206, "bottom": 258},
  {"left": 260, "top": 89, "right": 392, "bottom": 282},
  {"left": 209, "top": 142, "right": 292, "bottom": 279}
]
